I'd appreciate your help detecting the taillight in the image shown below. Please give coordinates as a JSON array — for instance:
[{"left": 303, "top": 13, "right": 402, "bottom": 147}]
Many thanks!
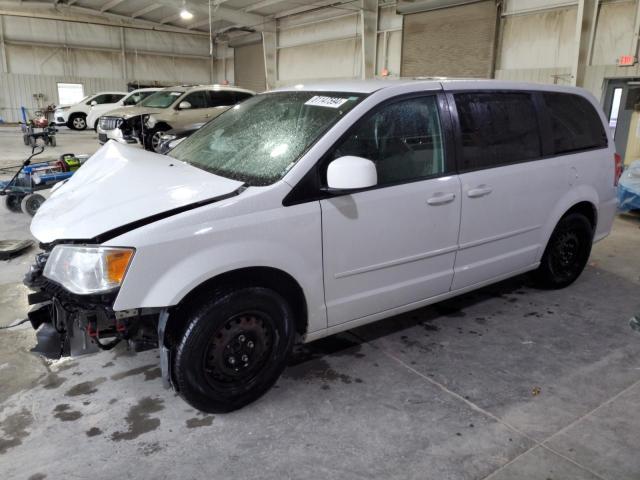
[{"left": 614, "top": 152, "right": 623, "bottom": 186}]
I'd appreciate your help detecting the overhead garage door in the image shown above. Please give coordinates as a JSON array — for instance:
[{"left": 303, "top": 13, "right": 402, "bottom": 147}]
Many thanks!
[
  {"left": 400, "top": 1, "right": 498, "bottom": 78},
  {"left": 234, "top": 42, "right": 266, "bottom": 93}
]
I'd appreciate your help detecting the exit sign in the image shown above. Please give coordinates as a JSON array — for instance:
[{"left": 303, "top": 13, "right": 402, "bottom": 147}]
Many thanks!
[{"left": 619, "top": 55, "right": 636, "bottom": 66}]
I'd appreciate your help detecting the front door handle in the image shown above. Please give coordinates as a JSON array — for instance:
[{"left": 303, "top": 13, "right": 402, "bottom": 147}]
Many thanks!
[
  {"left": 427, "top": 192, "right": 456, "bottom": 206},
  {"left": 467, "top": 186, "right": 493, "bottom": 198}
]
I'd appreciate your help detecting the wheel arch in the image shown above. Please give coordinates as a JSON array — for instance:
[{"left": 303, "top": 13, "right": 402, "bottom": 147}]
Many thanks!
[
  {"left": 538, "top": 187, "right": 599, "bottom": 261},
  {"left": 164, "top": 266, "right": 309, "bottom": 348},
  {"left": 562, "top": 201, "right": 597, "bottom": 230}
]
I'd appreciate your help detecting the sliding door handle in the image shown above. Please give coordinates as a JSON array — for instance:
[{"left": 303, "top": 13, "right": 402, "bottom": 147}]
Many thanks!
[
  {"left": 467, "top": 186, "right": 493, "bottom": 198},
  {"left": 427, "top": 192, "right": 456, "bottom": 206}
]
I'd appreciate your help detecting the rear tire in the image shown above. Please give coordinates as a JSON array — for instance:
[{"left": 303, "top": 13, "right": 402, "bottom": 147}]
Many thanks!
[
  {"left": 21, "top": 193, "right": 46, "bottom": 217},
  {"left": 532, "top": 213, "right": 593, "bottom": 289},
  {"left": 173, "top": 287, "right": 295, "bottom": 413},
  {"left": 5, "top": 194, "right": 23, "bottom": 213}
]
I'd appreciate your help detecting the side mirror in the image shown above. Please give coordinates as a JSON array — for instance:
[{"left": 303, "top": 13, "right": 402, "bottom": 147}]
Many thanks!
[
  {"left": 90, "top": 100, "right": 97, "bottom": 106},
  {"left": 178, "top": 101, "right": 192, "bottom": 110},
  {"left": 326, "top": 156, "right": 377, "bottom": 191}
]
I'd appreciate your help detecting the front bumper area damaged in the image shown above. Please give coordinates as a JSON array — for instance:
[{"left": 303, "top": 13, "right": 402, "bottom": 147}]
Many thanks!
[{"left": 24, "top": 251, "right": 160, "bottom": 358}]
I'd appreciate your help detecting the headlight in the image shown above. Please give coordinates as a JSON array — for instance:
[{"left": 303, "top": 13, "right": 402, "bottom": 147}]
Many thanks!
[
  {"left": 43, "top": 246, "right": 135, "bottom": 295},
  {"left": 168, "top": 137, "right": 186, "bottom": 149},
  {"left": 145, "top": 115, "right": 157, "bottom": 128},
  {"left": 160, "top": 133, "right": 177, "bottom": 142}
]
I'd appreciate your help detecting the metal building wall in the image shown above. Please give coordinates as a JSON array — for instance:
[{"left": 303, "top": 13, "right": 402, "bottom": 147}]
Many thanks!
[
  {"left": 0, "top": 72, "right": 126, "bottom": 122},
  {"left": 0, "top": 14, "right": 214, "bottom": 122},
  {"left": 495, "top": 0, "right": 640, "bottom": 101},
  {"left": 274, "top": 4, "right": 402, "bottom": 85}
]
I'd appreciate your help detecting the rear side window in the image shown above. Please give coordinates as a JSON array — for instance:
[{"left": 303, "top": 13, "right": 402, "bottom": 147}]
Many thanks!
[
  {"left": 454, "top": 92, "right": 542, "bottom": 171},
  {"left": 234, "top": 92, "right": 253, "bottom": 103},
  {"left": 208, "top": 91, "right": 237, "bottom": 107},
  {"left": 542, "top": 93, "right": 608, "bottom": 154}
]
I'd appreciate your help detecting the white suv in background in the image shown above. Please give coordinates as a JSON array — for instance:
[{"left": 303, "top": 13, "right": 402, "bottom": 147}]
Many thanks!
[
  {"left": 27, "top": 79, "right": 619, "bottom": 413},
  {"left": 54, "top": 91, "right": 127, "bottom": 130},
  {"left": 86, "top": 88, "right": 161, "bottom": 131},
  {"left": 96, "top": 84, "right": 254, "bottom": 151}
]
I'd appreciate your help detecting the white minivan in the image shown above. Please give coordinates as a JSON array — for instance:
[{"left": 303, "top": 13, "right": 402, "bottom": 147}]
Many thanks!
[{"left": 25, "top": 80, "right": 620, "bottom": 412}]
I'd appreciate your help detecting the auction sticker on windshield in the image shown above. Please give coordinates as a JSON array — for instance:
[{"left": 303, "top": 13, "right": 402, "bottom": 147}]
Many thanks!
[{"left": 304, "top": 96, "right": 349, "bottom": 108}]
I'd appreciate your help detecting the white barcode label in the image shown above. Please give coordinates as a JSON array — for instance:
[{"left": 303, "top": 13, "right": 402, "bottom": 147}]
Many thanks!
[{"left": 304, "top": 96, "right": 349, "bottom": 108}]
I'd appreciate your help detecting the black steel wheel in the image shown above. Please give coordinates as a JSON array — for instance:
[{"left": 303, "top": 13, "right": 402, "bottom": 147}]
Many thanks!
[
  {"left": 533, "top": 213, "right": 593, "bottom": 289},
  {"left": 174, "top": 287, "right": 295, "bottom": 413},
  {"left": 5, "top": 194, "right": 23, "bottom": 213}
]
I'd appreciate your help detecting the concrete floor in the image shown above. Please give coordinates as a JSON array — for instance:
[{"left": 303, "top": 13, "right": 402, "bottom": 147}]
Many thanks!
[
  {"left": 1, "top": 130, "right": 640, "bottom": 479},
  {"left": 0, "top": 125, "right": 101, "bottom": 169}
]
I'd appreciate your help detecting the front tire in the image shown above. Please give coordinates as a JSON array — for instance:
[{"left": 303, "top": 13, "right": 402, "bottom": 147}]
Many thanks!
[
  {"left": 173, "top": 287, "right": 295, "bottom": 413},
  {"left": 144, "top": 126, "right": 169, "bottom": 153},
  {"left": 67, "top": 114, "right": 87, "bottom": 130},
  {"left": 533, "top": 213, "right": 593, "bottom": 289}
]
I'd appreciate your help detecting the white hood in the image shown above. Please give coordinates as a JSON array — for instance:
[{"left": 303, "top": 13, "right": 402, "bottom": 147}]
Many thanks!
[{"left": 31, "top": 142, "right": 244, "bottom": 243}]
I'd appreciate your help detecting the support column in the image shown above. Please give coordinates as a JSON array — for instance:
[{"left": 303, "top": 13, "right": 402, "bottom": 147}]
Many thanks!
[
  {"left": 571, "top": 0, "right": 598, "bottom": 87},
  {"left": 631, "top": 0, "right": 640, "bottom": 62},
  {"left": 120, "top": 27, "right": 127, "bottom": 81},
  {"left": 262, "top": 20, "right": 277, "bottom": 90},
  {"left": 0, "top": 15, "right": 8, "bottom": 73},
  {"left": 360, "top": 0, "right": 378, "bottom": 79}
]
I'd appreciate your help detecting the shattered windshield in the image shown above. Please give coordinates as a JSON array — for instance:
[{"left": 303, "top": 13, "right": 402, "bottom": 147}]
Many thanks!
[{"left": 169, "top": 91, "right": 365, "bottom": 186}]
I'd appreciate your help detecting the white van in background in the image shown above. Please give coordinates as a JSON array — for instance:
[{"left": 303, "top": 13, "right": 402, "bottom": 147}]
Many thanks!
[
  {"left": 86, "top": 88, "right": 162, "bottom": 131},
  {"left": 26, "top": 79, "right": 620, "bottom": 413}
]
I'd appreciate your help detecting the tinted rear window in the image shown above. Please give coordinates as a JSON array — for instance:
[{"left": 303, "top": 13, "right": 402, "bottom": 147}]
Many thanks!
[
  {"left": 455, "top": 92, "right": 542, "bottom": 171},
  {"left": 542, "top": 93, "right": 608, "bottom": 154}
]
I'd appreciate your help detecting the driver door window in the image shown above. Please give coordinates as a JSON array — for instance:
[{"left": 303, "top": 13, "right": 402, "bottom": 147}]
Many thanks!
[
  {"left": 331, "top": 96, "right": 445, "bottom": 185},
  {"left": 182, "top": 91, "right": 209, "bottom": 109},
  {"left": 320, "top": 94, "right": 461, "bottom": 326},
  {"left": 88, "top": 94, "right": 108, "bottom": 105}
]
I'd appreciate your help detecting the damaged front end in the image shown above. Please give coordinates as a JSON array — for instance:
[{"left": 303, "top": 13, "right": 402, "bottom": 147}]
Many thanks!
[
  {"left": 24, "top": 249, "right": 160, "bottom": 359},
  {"left": 120, "top": 115, "right": 148, "bottom": 146}
]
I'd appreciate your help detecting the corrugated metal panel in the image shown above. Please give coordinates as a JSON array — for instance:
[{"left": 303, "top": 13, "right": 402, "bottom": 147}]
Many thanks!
[
  {"left": 494, "top": 67, "right": 573, "bottom": 85},
  {"left": 2, "top": 16, "right": 209, "bottom": 55},
  {"left": 279, "top": 13, "right": 359, "bottom": 49},
  {"left": 503, "top": 0, "right": 577, "bottom": 15},
  {"left": 0, "top": 72, "right": 126, "bottom": 122},
  {"left": 591, "top": 1, "right": 636, "bottom": 66},
  {"left": 401, "top": 0, "right": 498, "bottom": 77},
  {"left": 234, "top": 42, "right": 266, "bottom": 93},
  {"left": 278, "top": 37, "right": 362, "bottom": 84},
  {"left": 397, "top": 0, "right": 486, "bottom": 14},
  {"left": 497, "top": 6, "right": 576, "bottom": 70}
]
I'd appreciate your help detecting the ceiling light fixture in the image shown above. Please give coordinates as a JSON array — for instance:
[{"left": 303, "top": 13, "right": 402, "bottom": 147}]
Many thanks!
[{"left": 180, "top": 1, "right": 193, "bottom": 20}]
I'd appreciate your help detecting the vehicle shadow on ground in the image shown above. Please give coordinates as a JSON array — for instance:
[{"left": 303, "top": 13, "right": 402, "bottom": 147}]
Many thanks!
[{"left": 287, "top": 274, "right": 531, "bottom": 368}]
